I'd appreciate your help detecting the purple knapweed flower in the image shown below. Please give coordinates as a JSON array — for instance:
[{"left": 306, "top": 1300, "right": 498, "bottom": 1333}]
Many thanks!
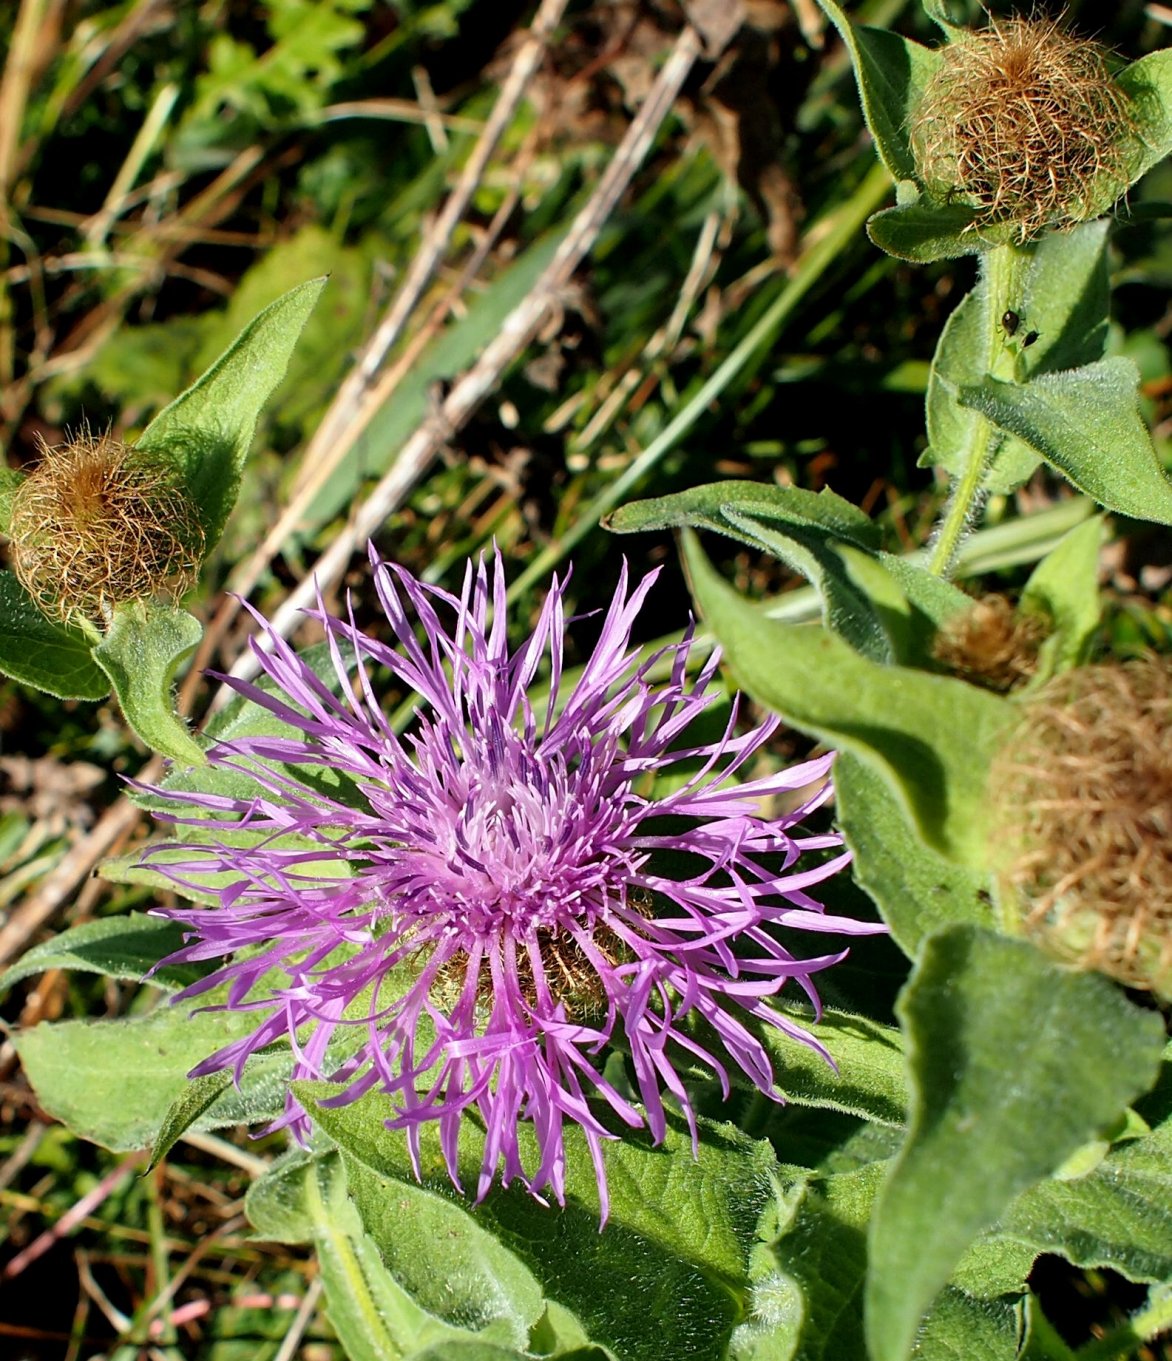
[{"left": 145, "top": 547, "right": 882, "bottom": 1218}]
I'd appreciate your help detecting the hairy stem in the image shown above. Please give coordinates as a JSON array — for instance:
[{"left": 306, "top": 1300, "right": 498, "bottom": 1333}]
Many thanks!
[{"left": 927, "top": 242, "right": 1027, "bottom": 577}]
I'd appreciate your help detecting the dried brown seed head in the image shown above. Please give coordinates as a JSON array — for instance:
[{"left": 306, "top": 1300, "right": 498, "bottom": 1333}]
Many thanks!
[
  {"left": 8, "top": 428, "right": 204, "bottom": 624},
  {"left": 911, "top": 16, "right": 1137, "bottom": 239},
  {"left": 994, "top": 658, "right": 1172, "bottom": 997},
  {"left": 933, "top": 594, "right": 1047, "bottom": 693}
]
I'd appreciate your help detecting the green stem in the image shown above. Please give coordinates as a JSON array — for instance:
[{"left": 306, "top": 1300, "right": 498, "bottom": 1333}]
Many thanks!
[{"left": 927, "top": 242, "right": 1027, "bottom": 577}]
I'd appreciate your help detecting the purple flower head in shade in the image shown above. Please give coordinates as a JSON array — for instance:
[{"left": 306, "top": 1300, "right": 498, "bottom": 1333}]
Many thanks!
[{"left": 144, "top": 547, "right": 883, "bottom": 1218}]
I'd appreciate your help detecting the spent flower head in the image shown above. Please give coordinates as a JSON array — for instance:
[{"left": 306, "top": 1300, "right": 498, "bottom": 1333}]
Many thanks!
[
  {"left": 9, "top": 427, "right": 204, "bottom": 624},
  {"left": 144, "top": 547, "right": 880, "bottom": 1215},
  {"left": 911, "top": 15, "right": 1137, "bottom": 240},
  {"left": 995, "top": 658, "right": 1172, "bottom": 998}
]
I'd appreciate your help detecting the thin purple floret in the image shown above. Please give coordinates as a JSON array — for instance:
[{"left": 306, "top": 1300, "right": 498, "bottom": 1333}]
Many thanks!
[{"left": 141, "top": 546, "right": 883, "bottom": 1219}]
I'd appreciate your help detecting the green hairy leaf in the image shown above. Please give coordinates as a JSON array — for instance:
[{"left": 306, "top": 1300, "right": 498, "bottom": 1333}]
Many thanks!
[
  {"left": 925, "top": 222, "right": 1110, "bottom": 495},
  {"left": 814, "top": 0, "right": 941, "bottom": 182},
  {"left": 866, "top": 192, "right": 985, "bottom": 264},
  {"left": 960, "top": 359, "right": 1172, "bottom": 524},
  {"left": 743, "top": 1163, "right": 1020, "bottom": 1361},
  {"left": 608, "top": 481, "right": 889, "bottom": 655},
  {"left": 991, "top": 1058, "right": 1172, "bottom": 1285},
  {"left": 1019, "top": 515, "right": 1104, "bottom": 678},
  {"left": 298, "top": 1084, "right": 775, "bottom": 1361},
  {"left": 0, "top": 913, "right": 195, "bottom": 996},
  {"left": 0, "top": 570, "right": 109, "bottom": 700},
  {"left": 93, "top": 600, "right": 206, "bottom": 766},
  {"left": 149, "top": 1072, "right": 234, "bottom": 1169},
  {"left": 865, "top": 926, "right": 1166, "bottom": 1361},
  {"left": 136, "top": 275, "right": 326, "bottom": 550},
  {"left": 766, "top": 1007, "right": 908, "bottom": 1127},
  {"left": 1118, "top": 49, "right": 1172, "bottom": 183},
  {"left": 305, "top": 1156, "right": 473, "bottom": 1361},
  {"left": 835, "top": 755, "right": 996, "bottom": 958},
  {"left": 12, "top": 1004, "right": 262, "bottom": 1151},
  {"left": 683, "top": 532, "right": 1014, "bottom": 865}
]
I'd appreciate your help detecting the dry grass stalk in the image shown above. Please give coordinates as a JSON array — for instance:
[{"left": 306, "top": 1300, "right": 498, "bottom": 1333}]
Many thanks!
[
  {"left": 9, "top": 428, "right": 204, "bottom": 623},
  {"left": 996, "top": 658, "right": 1172, "bottom": 996},
  {"left": 912, "top": 16, "right": 1136, "bottom": 239}
]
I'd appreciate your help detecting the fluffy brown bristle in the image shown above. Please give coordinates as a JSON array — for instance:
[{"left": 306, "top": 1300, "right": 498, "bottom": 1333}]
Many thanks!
[
  {"left": 933, "top": 595, "right": 1047, "bottom": 693},
  {"left": 994, "top": 658, "right": 1172, "bottom": 996},
  {"left": 8, "top": 429, "right": 205, "bottom": 624},
  {"left": 911, "top": 16, "right": 1137, "bottom": 239}
]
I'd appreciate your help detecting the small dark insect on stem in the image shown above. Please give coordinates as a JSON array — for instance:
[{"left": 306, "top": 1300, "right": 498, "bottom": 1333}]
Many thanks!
[
  {"left": 1022, "top": 330, "right": 1039, "bottom": 347},
  {"left": 1002, "top": 309, "right": 1021, "bottom": 336}
]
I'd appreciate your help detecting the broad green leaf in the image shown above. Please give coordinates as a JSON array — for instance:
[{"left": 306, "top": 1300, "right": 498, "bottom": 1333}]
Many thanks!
[
  {"left": 924, "top": 287, "right": 992, "bottom": 482},
  {"left": 919, "top": 0, "right": 965, "bottom": 37},
  {"left": 911, "top": 1291, "right": 1020, "bottom": 1361},
  {"left": 93, "top": 600, "right": 205, "bottom": 766},
  {"left": 342, "top": 1154, "right": 545, "bottom": 1349},
  {"left": 835, "top": 755, "right": 995, "bottom": 958},
  {"left": 959, "top": 359, "right": 1172, "bottom": 525},
  {"left": 991, "top": 1063, "right": 1172, "bottom": 1285},
  {"left": 244, "top": 1148, "right": 318, "bottom": 1245},
  {"left": 306, "top": 1155, "right": 464, "bottom": 1361},
  {"left": 0, "top": 912, "right": 197, "bottom": 996},
  {"left": 766, "top": 1007, "right": 907, "bottom": 1128},
  {"left": 814, "top": 0, "right": 941, "bottom": 182},
  {"left": 1010, "top": 221, "right": 1110, "bottom": 380},
  {"left": 866, "top": 192, "right": 985, "bottom": 264},
  {"left": 925, "top": 223, "right": 1110, "bottom": 495},
  {"left": 866, "top": 926, "right": 1166, "bottom": 1361},
  {"left": 13, "top": 1003, "right": 260, "bottom": 1151},
  {"left": 0, "top": 570, "right": 109, "bottom": 700},
  {"left": 763, "top": 1105, "right": 904, "bottom": 1179},
  {"left": 609, "top": 481, "right": 887, "bottom": 656},
  {"left": 722, "top": 511, "right": 888, "bottom": 659},
  {"left": 149, "top": 1071, "right": 233, "bottom": 1169},
  {"left": 835, "top": 547, "right": 970, "bottom": 668},
  {"left": 950, "top": 1235, "right": 1038, "bottom": 1299},
  {"left": 125, "top": 640, "right": 357, "bottom": 813},
  {"left": 746, "top": 1163, "right": 1019, "bottom": 1361},
  {"left": 1118, "top": 50, "right": 1172, "bottom": 184},
  {"left": 136, "top": 276, "right": 326, "bottom": 549},
  {"left": 1019, "top": 516, "right": 1104, "bottom": 678},
  {"left": 871, "top": 555, "right": 971, "bottom": 635},
  {"left": 607, "top": 481, "right": 880, "bottom": 548},
  {"left": 298, "top": 1084, "right": 774, "bottom": 1361},
  {"left": 747, "top": 1163, "right": 876, "bottom": 1361},
  {"left": 683, "top": 533, "right": 1014, "bottom": 865},
  {"left": 1017, "top": 1295, "right": 1078, "bottom": 1361}
]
